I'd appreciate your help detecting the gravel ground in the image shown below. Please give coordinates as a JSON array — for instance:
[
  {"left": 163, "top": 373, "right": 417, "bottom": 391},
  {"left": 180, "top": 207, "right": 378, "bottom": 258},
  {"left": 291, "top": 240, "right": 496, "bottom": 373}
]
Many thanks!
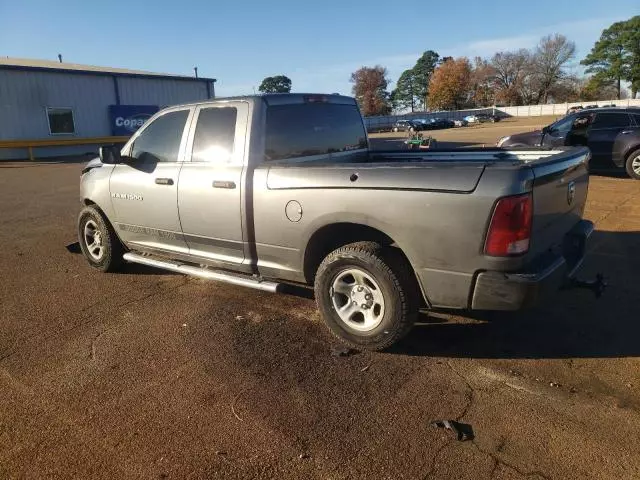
[{"left": 1, "top": 134, "right": 639, "bottom": 479}]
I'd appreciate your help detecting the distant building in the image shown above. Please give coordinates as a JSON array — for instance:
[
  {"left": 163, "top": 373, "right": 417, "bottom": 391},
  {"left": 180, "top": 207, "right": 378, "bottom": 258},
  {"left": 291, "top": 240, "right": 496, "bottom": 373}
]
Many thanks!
[{"left": 0, "top": 57, "right": 216, "bottom": 160}]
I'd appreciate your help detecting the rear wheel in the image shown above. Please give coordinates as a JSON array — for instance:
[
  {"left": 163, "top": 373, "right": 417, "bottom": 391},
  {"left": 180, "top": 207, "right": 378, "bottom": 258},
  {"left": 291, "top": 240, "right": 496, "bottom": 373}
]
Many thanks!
[
  {"left": 314, "top": 242, "right": 418, "bottom": 351},
  {"left": 625, "top": 149, "right": 640, "bottom": 180},
  {"left": 78, "top": 205, "right": 124, "bottom": 272}
]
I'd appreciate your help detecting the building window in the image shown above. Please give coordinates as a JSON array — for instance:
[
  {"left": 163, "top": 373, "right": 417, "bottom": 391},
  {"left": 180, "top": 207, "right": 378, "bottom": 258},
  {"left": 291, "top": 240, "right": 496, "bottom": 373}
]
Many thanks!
[{"left": 47, "top": 108, "right": 75, "bottom": 135}]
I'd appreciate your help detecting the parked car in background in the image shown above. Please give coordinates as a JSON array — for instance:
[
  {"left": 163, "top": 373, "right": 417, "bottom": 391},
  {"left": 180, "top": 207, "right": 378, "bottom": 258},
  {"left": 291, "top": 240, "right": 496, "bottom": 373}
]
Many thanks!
[
  {"left": 435, "top": 118, "right": 455, "bottom": 129},
  {"left": 498, "top": 107, "right": 640, "bottom": 178},
  {"left": 613, "top": 122, "right": 640, "bottom": 180},
  {"left": 411, "top": 119, "right": 430, "bottom": 129},
  {"left": 392, "top": 120, "right": 419, "bottom": 132},
  {"left": 464, "top": 113, "right": 502, "bottom": 123},
  {"left": 567, "top": 105, "right": 583, "bottom": 114},
  {"left": 584, "top": 105, "right": 598, "bottom": 109},
  {"left": 422, "top": 118, "right": 455, "bottom": 130}
]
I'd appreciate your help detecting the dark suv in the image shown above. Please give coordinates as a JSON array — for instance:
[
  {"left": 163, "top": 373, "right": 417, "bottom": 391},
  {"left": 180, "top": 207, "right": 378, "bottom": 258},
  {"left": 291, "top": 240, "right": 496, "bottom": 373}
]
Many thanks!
[
  {"left": 392, "top": 120, "right": 420, "bottom": 132},
  {"left": 613, "top": 121, "right": 640, "bottom": 180},
  {"left": 498, "top": 107, "right": 640, "bottom": 178}
]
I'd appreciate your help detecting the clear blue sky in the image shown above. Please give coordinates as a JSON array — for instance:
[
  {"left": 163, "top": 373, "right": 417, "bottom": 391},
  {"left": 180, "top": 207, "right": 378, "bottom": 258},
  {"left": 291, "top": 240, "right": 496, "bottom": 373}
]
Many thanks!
[{"left": 1, "top": 0, "right": 638, "bottom": 96}]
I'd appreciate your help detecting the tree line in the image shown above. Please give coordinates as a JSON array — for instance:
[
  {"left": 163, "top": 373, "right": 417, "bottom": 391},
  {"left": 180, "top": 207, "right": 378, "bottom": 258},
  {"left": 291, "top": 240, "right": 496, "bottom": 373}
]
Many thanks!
[{"left": 350, "top": 16, "right": 639, "bottom": 116}]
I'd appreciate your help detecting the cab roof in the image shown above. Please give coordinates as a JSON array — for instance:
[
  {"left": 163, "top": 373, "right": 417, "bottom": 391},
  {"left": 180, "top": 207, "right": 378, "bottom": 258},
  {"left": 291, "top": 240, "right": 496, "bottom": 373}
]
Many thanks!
[{"left": 178, "top": 93, "right": 357, "bottom": 108}]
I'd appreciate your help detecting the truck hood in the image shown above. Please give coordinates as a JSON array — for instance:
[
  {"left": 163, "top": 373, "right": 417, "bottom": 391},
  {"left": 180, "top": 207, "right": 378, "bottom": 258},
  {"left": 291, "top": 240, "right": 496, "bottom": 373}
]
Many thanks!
[{"left": 502, "top": 130, "right": 544, "bottom": 147}]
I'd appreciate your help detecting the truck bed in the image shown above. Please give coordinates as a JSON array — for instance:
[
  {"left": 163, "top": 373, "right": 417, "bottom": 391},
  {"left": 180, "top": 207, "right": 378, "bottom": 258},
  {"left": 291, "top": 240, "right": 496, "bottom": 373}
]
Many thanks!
[
  {"left": 368, "top": 147, "right": 579, "bottom": 164},
  {"left": 257, "top": 146, "right": 590, "bottom": 307}
]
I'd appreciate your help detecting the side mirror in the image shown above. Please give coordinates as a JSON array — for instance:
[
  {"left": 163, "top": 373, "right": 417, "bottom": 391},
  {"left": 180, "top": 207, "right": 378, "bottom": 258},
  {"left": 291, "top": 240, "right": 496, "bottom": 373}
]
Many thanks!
[
  {"left": 542, "top": 126, "right": 550, "bottom": 134},
  {"left": 99, "top": 145, "right": 122, "bottom": 164}
]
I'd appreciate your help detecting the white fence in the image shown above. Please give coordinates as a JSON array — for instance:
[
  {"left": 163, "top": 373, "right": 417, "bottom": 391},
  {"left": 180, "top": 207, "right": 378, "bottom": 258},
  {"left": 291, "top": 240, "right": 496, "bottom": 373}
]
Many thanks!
[
  {"left": 364, "top": 98, "right": 640, "bottom": 132},
  {"left": 498, "top": 98, "right": 640, "bottom": 116}
]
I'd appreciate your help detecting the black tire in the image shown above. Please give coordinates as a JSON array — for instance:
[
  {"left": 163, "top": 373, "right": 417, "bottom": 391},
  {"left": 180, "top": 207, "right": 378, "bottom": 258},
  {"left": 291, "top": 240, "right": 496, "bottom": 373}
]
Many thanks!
[
  {"left": 77, "top": 205, "right": 124, "bottom": 272},
  {"left": 314, "top": 242, "right": 419, "bottom": 351},
  {"left": 624, "top": 148, "right": 640, "bottom": 180}
]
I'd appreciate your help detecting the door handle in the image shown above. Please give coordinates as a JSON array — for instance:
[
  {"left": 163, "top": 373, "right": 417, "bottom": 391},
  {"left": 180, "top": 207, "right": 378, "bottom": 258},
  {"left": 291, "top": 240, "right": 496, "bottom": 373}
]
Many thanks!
[
  {"left": 155, "top": 178, "right": 174, "bottom": 185},
  {"left": 212, "top": 180, "right": 236, "bottom": 189}
]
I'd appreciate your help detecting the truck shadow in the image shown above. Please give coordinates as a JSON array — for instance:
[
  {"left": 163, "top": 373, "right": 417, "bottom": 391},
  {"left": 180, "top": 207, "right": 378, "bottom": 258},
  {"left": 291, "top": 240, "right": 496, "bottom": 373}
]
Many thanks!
[
  {"left": 66, "top": 242, "right": 177, "bottom": 275},
  {"left": 122, "top": 263, "right": 180, "bottom": 275},
  {"left": 589, "top": 166, "right": 629, "bottom": 179},
  {"left": 393, "top": 229, "right": 640, "bottom": 359}
]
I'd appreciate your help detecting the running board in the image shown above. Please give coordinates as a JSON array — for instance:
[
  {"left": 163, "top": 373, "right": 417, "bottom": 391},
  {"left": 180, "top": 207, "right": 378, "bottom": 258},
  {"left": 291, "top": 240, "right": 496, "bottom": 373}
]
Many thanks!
[{"left": 122, "top": 252, "right": 280, "bottom": 293}]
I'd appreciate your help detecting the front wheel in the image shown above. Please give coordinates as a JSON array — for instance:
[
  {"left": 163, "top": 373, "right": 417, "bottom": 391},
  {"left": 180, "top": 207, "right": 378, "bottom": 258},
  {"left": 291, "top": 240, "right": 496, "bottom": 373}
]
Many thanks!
[
  {"left": 78, "top": 205, "right": 124, "bottom": 272},
  {"left": 625, "top": 149, "right": 640, "bottom": 180},
  {"left": 314, "top": 242, "right": 418, "bottom": 351}
]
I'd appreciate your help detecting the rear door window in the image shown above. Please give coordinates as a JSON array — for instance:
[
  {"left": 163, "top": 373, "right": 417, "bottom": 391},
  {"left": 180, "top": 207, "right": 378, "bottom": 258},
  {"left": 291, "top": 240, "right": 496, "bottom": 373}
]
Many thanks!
[
  {"left": 265, "top": 103, "right": 367, "bottom": 162},
  {"left": 591, "top": 113, "right": 632, "bottom": 129},
  {"left": 572, "top": 113, "right": 595, "bottom": 129},
  {"left": 191, "top": 107, "right": 238, "bottom": 163}
]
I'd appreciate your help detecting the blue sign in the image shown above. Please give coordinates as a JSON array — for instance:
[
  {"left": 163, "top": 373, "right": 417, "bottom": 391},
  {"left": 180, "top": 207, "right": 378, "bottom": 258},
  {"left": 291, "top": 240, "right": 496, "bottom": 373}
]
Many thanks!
[{"left": 109, "top": 105, "right": 159, "bottom": 136}]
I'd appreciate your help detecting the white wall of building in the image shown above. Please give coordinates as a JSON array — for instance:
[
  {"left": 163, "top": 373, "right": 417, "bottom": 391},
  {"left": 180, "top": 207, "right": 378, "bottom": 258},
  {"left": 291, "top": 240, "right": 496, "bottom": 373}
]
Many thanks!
[
  {"left": 117, "top": 77, "right": 208, "bottom": 106},
  {"left": 0, "top": 70, "right": 116, "bottom": 139}
]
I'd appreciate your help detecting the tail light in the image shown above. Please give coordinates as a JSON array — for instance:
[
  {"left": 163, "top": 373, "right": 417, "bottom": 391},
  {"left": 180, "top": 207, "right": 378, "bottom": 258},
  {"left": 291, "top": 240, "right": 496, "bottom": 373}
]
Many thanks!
[{"left": 484, "top": 193, "right": 533, "bottom": 256}]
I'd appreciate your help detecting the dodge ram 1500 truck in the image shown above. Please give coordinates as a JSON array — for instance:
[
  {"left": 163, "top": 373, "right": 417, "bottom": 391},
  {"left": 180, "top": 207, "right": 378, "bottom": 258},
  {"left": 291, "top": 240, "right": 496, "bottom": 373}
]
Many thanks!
[{"left": 78, "top": 93, "right": 603, "bottom": 350}]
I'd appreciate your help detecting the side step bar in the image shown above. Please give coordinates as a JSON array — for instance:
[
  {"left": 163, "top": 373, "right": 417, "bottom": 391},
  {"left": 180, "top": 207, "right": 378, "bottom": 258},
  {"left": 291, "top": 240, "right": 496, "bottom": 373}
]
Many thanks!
[{"left": 122, "top": 252, "right": 280, "bottom": 293}]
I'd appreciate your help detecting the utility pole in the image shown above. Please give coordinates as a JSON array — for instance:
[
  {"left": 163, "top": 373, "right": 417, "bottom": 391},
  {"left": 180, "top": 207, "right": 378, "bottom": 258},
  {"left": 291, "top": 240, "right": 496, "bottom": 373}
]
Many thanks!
[
  {"left": 409, "top": 77, "right": 414, "bottom": 112},
  {"left": 194, "top": 67, "right": 198, "bottom": 78}
]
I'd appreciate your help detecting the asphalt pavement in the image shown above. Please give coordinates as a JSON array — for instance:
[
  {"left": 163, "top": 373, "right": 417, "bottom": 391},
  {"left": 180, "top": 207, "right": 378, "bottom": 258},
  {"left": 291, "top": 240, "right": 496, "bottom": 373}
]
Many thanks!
[{"left": 1, "top": 137, "right": 640, "bottom": 479}]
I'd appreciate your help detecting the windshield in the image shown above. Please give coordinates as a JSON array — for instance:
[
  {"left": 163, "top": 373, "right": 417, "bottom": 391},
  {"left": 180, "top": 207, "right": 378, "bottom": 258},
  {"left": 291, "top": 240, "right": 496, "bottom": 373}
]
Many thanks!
[{"left": 548, "top": 114, "right": 575, "bottom": 134}]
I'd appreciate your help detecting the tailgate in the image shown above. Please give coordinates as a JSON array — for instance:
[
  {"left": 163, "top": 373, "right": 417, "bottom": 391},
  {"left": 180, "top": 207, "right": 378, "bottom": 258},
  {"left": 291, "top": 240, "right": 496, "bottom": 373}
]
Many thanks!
[{"left": 529, "top": 148, "right": 590, "bottom": 256}]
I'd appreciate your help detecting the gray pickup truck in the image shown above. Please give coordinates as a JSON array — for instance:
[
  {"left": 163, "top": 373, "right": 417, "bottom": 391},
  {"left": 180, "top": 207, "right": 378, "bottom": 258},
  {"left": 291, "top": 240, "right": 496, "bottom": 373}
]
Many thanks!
[{"left": 78, "top": 93, "right": 602, "bottom": 350}]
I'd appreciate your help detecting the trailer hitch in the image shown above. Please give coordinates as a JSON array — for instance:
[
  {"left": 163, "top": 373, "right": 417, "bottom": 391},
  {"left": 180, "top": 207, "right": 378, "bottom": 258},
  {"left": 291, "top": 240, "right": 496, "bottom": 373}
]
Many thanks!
[{"left": 562, "top": 273, "right": 607, "bottom": 298}]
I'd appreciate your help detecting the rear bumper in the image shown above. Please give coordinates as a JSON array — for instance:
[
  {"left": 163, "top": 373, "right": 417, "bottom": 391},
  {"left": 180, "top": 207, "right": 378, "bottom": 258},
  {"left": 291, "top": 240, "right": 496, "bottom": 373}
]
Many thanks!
[{"left": 470, "top": 220, "right": 594, "bottom": 310}]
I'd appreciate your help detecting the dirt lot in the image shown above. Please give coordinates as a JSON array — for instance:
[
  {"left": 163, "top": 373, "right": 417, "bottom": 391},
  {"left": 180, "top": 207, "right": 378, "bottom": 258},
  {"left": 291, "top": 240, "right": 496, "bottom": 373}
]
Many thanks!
[
  {"left": 369, "top": 115, "right": 560, "bottom": 150},
  {"left": 1, "top": 132, "right": 640, "bottom": 479}
]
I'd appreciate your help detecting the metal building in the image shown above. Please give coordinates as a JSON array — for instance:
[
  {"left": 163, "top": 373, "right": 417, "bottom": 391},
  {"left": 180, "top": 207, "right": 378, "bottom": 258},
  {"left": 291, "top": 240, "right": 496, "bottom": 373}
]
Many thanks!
[{"left": 0, "top": 57, "right": 216, "bottom": 160}]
